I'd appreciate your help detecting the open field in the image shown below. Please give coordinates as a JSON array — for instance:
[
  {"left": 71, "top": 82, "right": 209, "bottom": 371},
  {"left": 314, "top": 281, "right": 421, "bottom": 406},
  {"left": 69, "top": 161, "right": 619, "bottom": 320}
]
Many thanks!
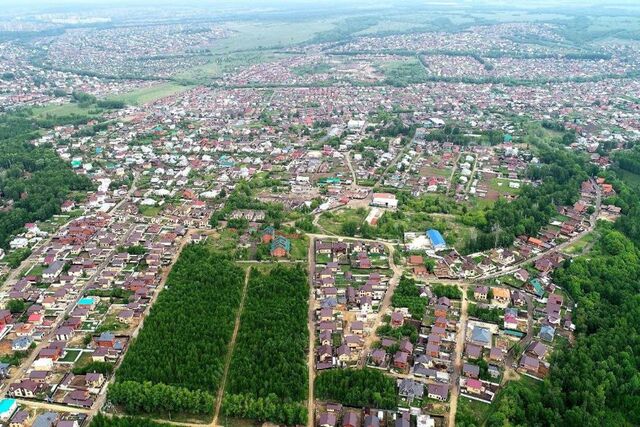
[
  {"left": 214, "top": 20, "right": 337, "bottom": 53},
  {"left": 107, "top": 83, "right": 192, "bottom": 105}
]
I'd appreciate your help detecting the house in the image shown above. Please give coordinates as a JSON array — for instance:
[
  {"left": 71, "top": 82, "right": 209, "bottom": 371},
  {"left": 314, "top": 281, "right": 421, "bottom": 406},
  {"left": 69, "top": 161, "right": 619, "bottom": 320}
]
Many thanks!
[
  {"left": 11, "top": 336, "right": 32, "bottom": 352},
  {"left": 42, "top": 260, "right": 65, "bottom": 282},
  {"left": 492, "top": 287, "right": 510, "bottom": 304},
  {"left": 504, "top": 308, "right": 518, "bottom": 330},
  {"left": 364, "top": 415, "right": 380, "bottom": 427},
  {"left": 270, "top": 235, "right": 291, "bottom": 257},
  {"left": 32, "top": 412, "right": 58, "bottom": 427},
  {"left": 408, "top": 255, "right": 424, "bottom": 266},
  {"left": 319, "top": 412, "right": 337, "bottom": 427},
  {"left": 511, "top": 290, "right": 526, "bottom": 306},
  {"left": 539, "top": 325, "right": 556, "bottom": 342},
  {"left": 9, "top": 409, "right": 28, "bottom": 427},
  {"left": 470, "top": 326, "right": 491, "bottom": 347},
  {"left": 514, "top": 268, "right": 529, "bottom": 282},
  {"left": 336, "top": 344, "right": 353, "bottom": 363},
  {"left": 528, "top": 341, "right": 548, "bottom": 359},
  {"left": 520, "top": 355, "right": 540, "bottom": 374},
  {"left": 370, "top": 349, "right": 387, "bottom": 366},
  {"left": 427, "top": 383, "right": 449, "bottom": 401},
  {"left": 391, "top": 311, "right": 404, "bottom": 328},
  {"left": 463, "top": 363, "right": 480, "bottom": 379},
  {"left": 261, "top": 226, "right": 275, "bottom": 244},
  {"left": 95, "top": 332, "right": 115, "bottom": 348},
  {"left": 0, "top": 310, "right": 13, "bottom": 325},
  {"left": 8, "top": 379, "right": 45, "bottom": 398},
  {"left": 394, "top": 351, "right": 409, "bottom": 370},
  {"left": 398, "top": 378, "right": 424, "bottom": 401},
  {"left": 0, "top": 363, "right": 10, "bottom": 379},
  {"left": 489, "top": 347, "right": 504, "bottom": 363},
  {"left": 465, "top": 343, "right": 482, "bottom": 360},
  {"left": 474, "top": 286, "right": 488, "bottom": 300},
  {"left": 55, "top": 326, "right": 74, "bottom": 341},
  {"left": 427, "top": 229, "right": 446, "bottom": 250},
  {"left": 342, "top": 412, "right": 359, "bottom": 427},
  {"left": 465, "top": 378, "right": 483, "bottom": 395}
]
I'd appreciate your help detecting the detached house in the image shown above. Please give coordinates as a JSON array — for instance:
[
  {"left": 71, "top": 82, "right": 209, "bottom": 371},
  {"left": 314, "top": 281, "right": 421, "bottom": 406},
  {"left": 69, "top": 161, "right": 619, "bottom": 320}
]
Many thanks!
[{"left": 270, "top": 236, "right": 291, "bottom": 258}]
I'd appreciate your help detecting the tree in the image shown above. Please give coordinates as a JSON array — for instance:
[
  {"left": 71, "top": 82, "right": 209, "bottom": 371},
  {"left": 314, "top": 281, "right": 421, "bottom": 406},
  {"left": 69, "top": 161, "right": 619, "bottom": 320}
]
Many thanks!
[
  {"left": 340, "top": 221, "right": 358, "bottom": 237},
  {"left": 6, "top": 299, "right": 25, "bottom": 314}
]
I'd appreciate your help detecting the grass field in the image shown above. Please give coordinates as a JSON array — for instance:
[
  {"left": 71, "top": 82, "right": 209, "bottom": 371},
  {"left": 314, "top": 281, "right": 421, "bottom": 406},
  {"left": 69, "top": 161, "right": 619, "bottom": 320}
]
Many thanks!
[
  {"left": 108, "top": 83, "right": 192, "bottom": 105},
  {"left": 563, "top": 231, "right": 596, "bottom": 256},
  {"left": 489, "top": 178, "right": 521, "bottom": 195},
  {"left": 32, "top": 103, "right": 97, "bottom": 118},
  {"left": 177, "top": 51, "right": 283, "bottom": 83},
  {"left": 59, "top": 349, "right": 82, "bottom": 363},
  {"left": 318, "top": 208, "right": 368, "bottom": 235}
]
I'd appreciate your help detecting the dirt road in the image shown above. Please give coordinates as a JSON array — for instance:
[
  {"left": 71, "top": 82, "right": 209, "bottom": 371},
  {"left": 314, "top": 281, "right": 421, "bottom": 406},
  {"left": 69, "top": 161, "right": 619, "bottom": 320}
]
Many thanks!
[{"left": 211, "top": 267, "right": 251, "bottom": 427}]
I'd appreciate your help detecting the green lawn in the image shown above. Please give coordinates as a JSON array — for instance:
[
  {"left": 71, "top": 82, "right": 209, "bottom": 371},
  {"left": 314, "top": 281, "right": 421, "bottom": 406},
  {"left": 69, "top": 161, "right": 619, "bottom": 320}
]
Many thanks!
[
  {"left": 138, "top": 205, "right": 162, "bottom": 217},
  {"left": 489, "top": 178, "right": 521, "bottom": 195},
  {"left": 289, "top": 236, "right": 309, "bottom": 261},
  {"left": 457, "top": 396, "right": 491, "bottom": 425},
  {"left": 32, "top": 103, "right": 98, "bottom": 118},
  {"left": 317, "top": 208, "right": 368, "bottom": 236},
  {"left": 60, "top": 349, "right": 82, "bottom": 363},
  {"left": 213, "top": 20, "right": 336, "bottom": 53},
  {"left": 107, "top": 83, "right": 192, "bottom": 105}
]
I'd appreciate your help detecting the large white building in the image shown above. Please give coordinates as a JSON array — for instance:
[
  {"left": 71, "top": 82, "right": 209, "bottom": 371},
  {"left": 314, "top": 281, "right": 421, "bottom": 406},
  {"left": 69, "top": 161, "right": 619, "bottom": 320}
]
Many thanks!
[{"left": 371, "top": 193, "right": 398, "bottom": 209}]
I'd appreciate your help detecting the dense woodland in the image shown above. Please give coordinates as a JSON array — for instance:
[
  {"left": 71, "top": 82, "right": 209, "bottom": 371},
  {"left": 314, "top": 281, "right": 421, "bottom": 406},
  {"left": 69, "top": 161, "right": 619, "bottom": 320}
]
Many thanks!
[
  {"left": 111, "top": 245, "right": 245, "bottom": 415},
  {"left": 222, "top": 265, "right": 309, "bottom": 425},
  {"left": 0, "top": 111, "right": 93, "bottom": 248},
  {"left": 315, "top": 369, "right": 397, "bottom": 409}
]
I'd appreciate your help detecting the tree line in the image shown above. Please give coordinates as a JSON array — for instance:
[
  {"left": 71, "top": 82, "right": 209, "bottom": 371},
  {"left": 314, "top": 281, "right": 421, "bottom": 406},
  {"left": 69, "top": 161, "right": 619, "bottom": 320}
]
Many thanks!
[{"left": 108, "top": 381, "right": 214, "bottom": 416}]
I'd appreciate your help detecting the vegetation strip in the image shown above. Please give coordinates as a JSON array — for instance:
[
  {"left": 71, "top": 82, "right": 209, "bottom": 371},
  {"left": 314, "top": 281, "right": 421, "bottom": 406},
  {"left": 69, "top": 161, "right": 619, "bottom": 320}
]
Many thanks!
[
  {"left": 109, "top": 245, "right": 245, "bottom": 416},
  {"left": 222, "top": 265, "right": 309, "bottom": 425}
]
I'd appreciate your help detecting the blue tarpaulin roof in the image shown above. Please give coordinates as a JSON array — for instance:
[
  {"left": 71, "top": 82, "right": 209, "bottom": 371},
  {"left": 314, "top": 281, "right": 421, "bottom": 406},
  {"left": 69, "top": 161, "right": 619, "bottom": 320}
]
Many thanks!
[{"left": 427, "top": 229, "right": 446, "bottom": 247}]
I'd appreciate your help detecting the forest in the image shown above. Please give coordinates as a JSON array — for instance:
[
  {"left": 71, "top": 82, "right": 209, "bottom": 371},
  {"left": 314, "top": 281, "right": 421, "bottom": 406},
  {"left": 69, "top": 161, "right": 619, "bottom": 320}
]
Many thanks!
[
  {"left": 222, "top": 265, "right": 308, "bottom": 425},
  {"left": 0, "top": 111, "right": 93, "bottom": 248},
  {"left": 111, "top": 245, "right": 245, "bottom": 415},
  {"left": 315, "top": 369, "right": 397, "bottom": 409}
]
